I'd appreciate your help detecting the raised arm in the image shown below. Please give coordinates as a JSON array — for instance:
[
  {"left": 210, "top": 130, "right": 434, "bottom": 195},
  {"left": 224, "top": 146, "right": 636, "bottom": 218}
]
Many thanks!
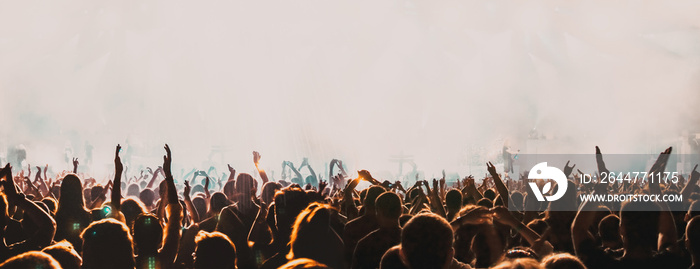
[
  {"left": 72, "top": 158, "right": 79, "bottom": 174},
  {"left": 681, "top": 164, "right": 699, "bottom": 206},
  {"left": 2, "top": 164, "right": 56, "bottom": 249},
  {"left": 253, "top": 151, "right": 269, "bottom": 184},
  {"left": 493, "top": 206, "right": 553, "bottom": 256},
  {"left": 161, "top": 144, "right": 182, "bottom": 266},
  {"left": 227, "top": 164, "right": 236, "bottom": 182},
  {"left": 647, "top": 147, "right": 678, "bottom": 251},
  {"left": 487, "top": 162, "right": 509, "bottom": 207},
  {"left": 112, "top": 145, "right": 123, "bottom": 213},
  {"left": 285, "top": 161, "right": 304, "bottom": 184},
  {"left": 183, "top": 181, "right": 199, "bottom": 224}
]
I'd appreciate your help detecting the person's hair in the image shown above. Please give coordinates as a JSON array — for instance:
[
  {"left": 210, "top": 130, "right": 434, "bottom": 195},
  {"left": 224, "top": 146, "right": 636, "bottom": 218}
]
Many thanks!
[
  {"left": 400, "top": 213, "right": 454, "bottom": 269},
  {"left": 56, "top": 174, "right": 88, "bottom": 218},
  {"left": 139, "top": 189, "right": 155, "bottom": 207},
  {"left": 235, "top": 173, "right": 257, "bottom": 197},
  {"left": 80, "top": 218, "right": 135, "bottom": 269},
  {"left": 208, "top": 192, "right": 230, "bottom": 216},
  {"left": 223, "top": 180, "right": 236, "bottom": 199},
  {"left": 364, "top": 186, "right": 386, "bottom": 210},
  {"left": 541, "top": 253, "right": 586, "bottom": 269},
  {"left": 261, "top": 182, "right": 282, "bottom": 206},
  {"left": 492, "top": 258, "right": 543, "bottom": 269},
  {"left": 192, "top": 196, "right": 207, "bottom": 221},
  {"left": 376, "top": 192, "right": 402, "bottom": 220},
  {"left": 510, "top": 191, "right": 524, "bottom": 211},
  {"left": 687, "top": 216, "right": 700, "bottom": 256},
  {"left": 445, "top": 189, "right": 462, "bottom": 210},
  {"left": 483, "top": 189, "right": 496, "bottom": 201},
  {"left": 121, "top": 198, "right": 146, "bottom": 227},
  {"left": 0, "top": 251, "right": 62, "bottom": 269},
  {"left": 90, "top": 185, "right": 104, "bottom": 202},
  {"left": 274, "top": 186, "right": 311, "bottom": 235},
  {"left": 132, "top": 213, "right": 163, "bottom": 254},
  {"left": 279, "top": 258, "right": 330, "bottom": 269},
  {"left": 287, "top": 203, "right": 344, "bottom": 269},
  {"left": 194, "top": 231, "right": 237, "bottom": 269},
  {"left": 42, "top": 240, "right": 82, "bottom": 269},
  {"left": 126, "top": 183, "right": 141, "bottom": 197},
  {"left": 598, "top": 214, "right": 620, "bottom": 243},
  {"left": 619, "top": 201, "right": 660, "bottom": 248}
]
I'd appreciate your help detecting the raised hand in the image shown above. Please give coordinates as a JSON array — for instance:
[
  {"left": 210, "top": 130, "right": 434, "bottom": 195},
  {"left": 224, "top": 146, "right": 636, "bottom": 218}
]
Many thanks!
[
  {"left": 227, "top": 164, "right": 236, "bottom": 174},
  {"left": 1, "top": 165, "right": 22, "bottom": 202},
  {"left": 163, "top": 144, "right": 173, "bottom": 179},
  {"left": 595, "top": 146, "right": 610, "bottom": 174},
  {"left": 318, "top": 180, "right": 328, "bottom": 194},
  {"left": 300, "top": 157, "right": 309, "bottom": 168},
  {"left": 184, "top": 181, "right": 192, "bottom": 199},
  {"left": 563, "top": 160, "right": 576, "bottom": 178},
  {"left": 358, "top": 170, "right": 380, "bottom": 185},
  {"left": 112, "top": 145, "right": 122, "bottom": 174},
  {"left": 691, "top": 164, "right": 700, "bottom": 183},
  {"left": 72, "top": 158, "right": 79, "bottom": 173},
  {"left": 163, "top": 144, "right": 177, "bottom": 205},
  {"left": 491, "top": 206, "right": 519, "bottom": 227},
  {"left": 486, "top": 162, "right": 499, "bottom": 178},
  {"left": 253, "top": 151, "right": 262, "bottom": 166}
]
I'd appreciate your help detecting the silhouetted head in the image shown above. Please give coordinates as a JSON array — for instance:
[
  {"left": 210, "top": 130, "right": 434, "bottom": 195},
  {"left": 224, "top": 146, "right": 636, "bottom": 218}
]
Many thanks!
[
  {"left": 363, "top": 186, "right": 386, "bottom": 212},
  {"left": 192, "top": 196, "right": 207, "bottom": 221},
  {"left": 121, "top": 198, "right": 146, "bottom": 227},
  {"left": 208, "top": 192, "right": 231, "bottom": 216},
  {"left": 139, "top": 189, "right": 155, "bottom": 208},
  {"left": 445, "top": 189, "right": 462, "bottom": 211},
  {"left": 274, "top": 186, "right": 311, "bottom": 236},
  {"left": 376, "top": 192, "right": 402, "bottom": 224},
  {"left": 58, "top": 174, "right": 86, "bottom": 214},
  {"left": 483, "top": 189, "right": 496, "bottom": 201},
  {"left": 491, "top": 258, "right": 542, "bottom": 269},
  {"left": 541, "top": 253, "right": 586, "bottom": 269},
  {"left": 132, "top": 213, "right": 163, "bottom": 255},
  {"left": 598, "top": 214, "right": 621, "bottom": 248},
  {"left": 0, "top": 251, "right": 61, "bottom": 269},
  {"left": 42, "top": 240, "right": 82, "bottom": 269},
  {"left": 223, "top": 180, "right": 236, "bottom": 201},
  {"left": 287, "top": 203, "right": 343, "bottom": 269},
  {"left": 400, "top": 213, "right": 454, "bottom": 269},
  {"left": 194, "top": 231, "right": 237, "bottom": 269},
  {"left": 81, "top": 218, "right": 135, "bottom": 269},
  {"left": 619, "top": 201, "right": 660, "bottom": 250},
  {"left": 126, "top": 183, "right": 140, "bottom": 197},
  {"left": 235, "top": 173, "right": 257, "bottom": 199},
  {"left": 261, "top": 182, "right": 282, "bottom": 205}
]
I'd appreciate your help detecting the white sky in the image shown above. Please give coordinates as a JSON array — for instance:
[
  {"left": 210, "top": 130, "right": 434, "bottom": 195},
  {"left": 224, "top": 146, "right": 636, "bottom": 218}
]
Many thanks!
[{"left": 1, "top": 0, "right": 699, "bottom": 178}]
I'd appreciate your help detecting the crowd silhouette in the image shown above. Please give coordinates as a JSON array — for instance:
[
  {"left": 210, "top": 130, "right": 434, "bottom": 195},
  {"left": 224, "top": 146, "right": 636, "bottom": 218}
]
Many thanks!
[{"left": 0, "top": 143, "right": 699, "bottom": 269}]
